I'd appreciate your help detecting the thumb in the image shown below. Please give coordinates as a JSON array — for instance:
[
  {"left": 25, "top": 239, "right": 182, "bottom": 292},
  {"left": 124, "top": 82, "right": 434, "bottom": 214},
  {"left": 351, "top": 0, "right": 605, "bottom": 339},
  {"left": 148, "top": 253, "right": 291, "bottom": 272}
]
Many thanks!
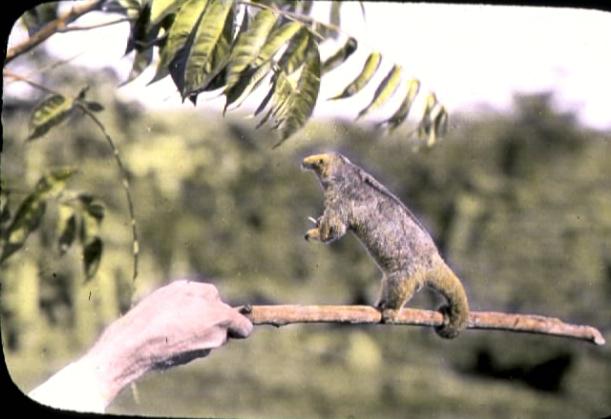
[{"left": 225, "top": 308, "right": 253, "bottom": 339}]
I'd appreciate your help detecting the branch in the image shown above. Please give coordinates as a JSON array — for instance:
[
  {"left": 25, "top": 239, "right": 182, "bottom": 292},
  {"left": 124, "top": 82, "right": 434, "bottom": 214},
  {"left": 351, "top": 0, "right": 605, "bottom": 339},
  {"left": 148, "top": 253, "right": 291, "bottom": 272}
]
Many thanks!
[
  {"left": 5, "top": 0, "right": 104, "bottom": 65},
  {"left": 3, "top": 68, "right": 58, "bottom": 94},
  {"left": 56, "top": 17, "right": 132, "bottom": 33},
  {"left": 240, "top": 305, "right": 606, "bottom": 346},
  {"left": 238, "top": 0, "right": 328, "bottom": 41},
  {"left": 77, "top": 105, "right": 139, "bottom": 283}
]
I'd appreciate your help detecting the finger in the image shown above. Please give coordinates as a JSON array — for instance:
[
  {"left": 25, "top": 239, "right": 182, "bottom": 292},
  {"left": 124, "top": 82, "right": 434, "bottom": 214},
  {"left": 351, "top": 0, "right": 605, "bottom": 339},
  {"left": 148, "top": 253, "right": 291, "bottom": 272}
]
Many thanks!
[
  {"left": 152, "top": 349, "right": 212, "bottom": 370},
  {"left": 225, "top": 308, "right": 254, "bottom": 339}
]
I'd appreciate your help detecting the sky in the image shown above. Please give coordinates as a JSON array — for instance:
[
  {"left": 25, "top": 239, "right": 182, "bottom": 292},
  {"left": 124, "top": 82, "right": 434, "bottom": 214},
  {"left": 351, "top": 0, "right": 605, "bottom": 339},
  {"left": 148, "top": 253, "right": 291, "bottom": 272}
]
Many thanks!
[{"left": 6, "top": 2, "right": 611, "bottom": 130}]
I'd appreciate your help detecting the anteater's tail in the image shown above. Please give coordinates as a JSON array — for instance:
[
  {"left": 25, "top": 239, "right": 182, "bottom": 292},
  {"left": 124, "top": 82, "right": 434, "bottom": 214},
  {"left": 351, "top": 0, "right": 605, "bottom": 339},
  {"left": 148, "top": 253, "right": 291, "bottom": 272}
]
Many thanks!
[{"left": 427, "top": 260, "right": 470, "bottom": 339}]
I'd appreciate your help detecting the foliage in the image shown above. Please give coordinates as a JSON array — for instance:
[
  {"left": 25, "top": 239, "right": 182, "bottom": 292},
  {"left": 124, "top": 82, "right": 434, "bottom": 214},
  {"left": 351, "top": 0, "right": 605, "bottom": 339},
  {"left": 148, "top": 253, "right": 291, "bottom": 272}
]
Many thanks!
[
  {"left": 26, "top": 86, "right": 104, "bottom": 141},
  {"left": 13, "top": 0, "right": 449, "bottom": 145},
  {"left": 2, "top": 82, "right": 137, "bottom": 281},
  {"left": 0, "top": 168, "right": 104, "bottom": 280}
]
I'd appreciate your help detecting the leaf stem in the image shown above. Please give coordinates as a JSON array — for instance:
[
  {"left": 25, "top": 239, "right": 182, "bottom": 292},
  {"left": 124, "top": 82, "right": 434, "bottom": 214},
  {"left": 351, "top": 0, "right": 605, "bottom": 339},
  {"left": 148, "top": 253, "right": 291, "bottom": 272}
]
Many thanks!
[
  {"left": 77, "top": 105, "right": 140, "bottom": 283},
  {"left": 3, "top": 69, "right": 60, "bottom": 95},
  {"left": 237, "top": 0, "right": 329, "bottom": 42}
]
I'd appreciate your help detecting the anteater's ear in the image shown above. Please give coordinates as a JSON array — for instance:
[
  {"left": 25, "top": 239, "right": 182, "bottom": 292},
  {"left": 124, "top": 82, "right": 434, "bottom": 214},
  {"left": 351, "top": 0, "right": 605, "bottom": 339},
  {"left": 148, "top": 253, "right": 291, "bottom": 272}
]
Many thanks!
[{"left": 339, "top": 153, "right": 351, "bottom": 164}]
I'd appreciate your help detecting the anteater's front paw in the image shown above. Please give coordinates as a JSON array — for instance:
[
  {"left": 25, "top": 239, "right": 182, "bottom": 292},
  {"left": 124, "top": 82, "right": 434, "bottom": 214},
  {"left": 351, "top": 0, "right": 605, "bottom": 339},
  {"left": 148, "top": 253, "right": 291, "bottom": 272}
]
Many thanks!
[
  {"left": 381, "top": 308, "right": 401, "bottom": 324},
  {"left": 376, "top": 302, "right": 400, "bottom": 324},
  {"left": 304, "top": 228, "right": 320, "bottom": 241}
]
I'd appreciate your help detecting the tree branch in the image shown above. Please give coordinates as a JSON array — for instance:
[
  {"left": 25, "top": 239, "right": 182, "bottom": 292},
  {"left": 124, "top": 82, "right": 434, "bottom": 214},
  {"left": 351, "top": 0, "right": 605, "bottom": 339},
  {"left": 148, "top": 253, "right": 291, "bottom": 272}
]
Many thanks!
[
  {"left": 240, "top": 305, "right": 606, "bottom": 346},
  {"left": 56, "top": 17, "right": 132, "bottom": 33},
  {"left": 5, "top": 0, "right": 104, "bottom": 65},
  {"left": 3, "top": 68, "right": 58, "bottom": 94}
]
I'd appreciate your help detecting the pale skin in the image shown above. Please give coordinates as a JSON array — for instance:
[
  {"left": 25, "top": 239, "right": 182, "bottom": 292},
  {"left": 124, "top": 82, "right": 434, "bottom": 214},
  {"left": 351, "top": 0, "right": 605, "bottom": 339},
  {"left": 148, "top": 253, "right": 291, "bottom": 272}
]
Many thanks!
[{"left": 31, "top": 280, "right": 252, "bottom": 410}]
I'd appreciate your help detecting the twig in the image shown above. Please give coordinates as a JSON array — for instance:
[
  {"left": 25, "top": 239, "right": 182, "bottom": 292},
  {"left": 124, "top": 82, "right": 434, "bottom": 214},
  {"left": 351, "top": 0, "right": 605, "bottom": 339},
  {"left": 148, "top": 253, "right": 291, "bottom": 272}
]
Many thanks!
[
  {"left": 77, "top": 105, "right": 139, "bottom": 284},
  {"left": 238, "top": 0, "right": 327, "bottom": 41},
  {"left": 5, "top": 0, "right": 104, "bottom": 64},
  {"left": 3, "top": 69, "right": 58, "bottom": 94},
  {"left": 56, "top": 17, "right": 132, "bottom": 33},
  {"left": 239, "top": 305, "right": 606, "bottom": 346}
]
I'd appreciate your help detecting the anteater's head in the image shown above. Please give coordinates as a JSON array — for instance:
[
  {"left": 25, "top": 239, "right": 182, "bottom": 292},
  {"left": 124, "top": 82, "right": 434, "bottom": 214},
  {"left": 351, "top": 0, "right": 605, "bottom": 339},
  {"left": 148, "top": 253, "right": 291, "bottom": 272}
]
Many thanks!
[{"left": 301, "top": 152, "right": 350, "bottom": 184}]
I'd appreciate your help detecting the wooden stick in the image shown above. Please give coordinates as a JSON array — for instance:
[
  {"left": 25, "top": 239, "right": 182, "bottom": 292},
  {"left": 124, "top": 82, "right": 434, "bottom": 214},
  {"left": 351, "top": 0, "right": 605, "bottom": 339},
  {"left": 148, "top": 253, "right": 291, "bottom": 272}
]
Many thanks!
[
  {"left": 6, "top": 0, "right": 104, "bottom": 65},
  {"left": 238, "top": 305, "right": 606, "bottom": 346}
]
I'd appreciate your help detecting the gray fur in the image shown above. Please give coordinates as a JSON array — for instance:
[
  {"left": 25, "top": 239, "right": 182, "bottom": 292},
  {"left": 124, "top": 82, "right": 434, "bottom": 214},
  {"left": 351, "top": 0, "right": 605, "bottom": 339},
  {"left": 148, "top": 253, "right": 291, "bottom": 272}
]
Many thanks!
[{"left": 303, "top": 152, "right": 469, "bottom": 338}]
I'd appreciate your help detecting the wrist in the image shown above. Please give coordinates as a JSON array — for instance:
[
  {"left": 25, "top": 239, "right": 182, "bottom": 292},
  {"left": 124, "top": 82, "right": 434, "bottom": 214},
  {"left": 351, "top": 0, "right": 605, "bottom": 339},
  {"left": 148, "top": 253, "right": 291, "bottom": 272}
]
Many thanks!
[{"left": 82, "top": 323, "right": 150, "bottom": 405}]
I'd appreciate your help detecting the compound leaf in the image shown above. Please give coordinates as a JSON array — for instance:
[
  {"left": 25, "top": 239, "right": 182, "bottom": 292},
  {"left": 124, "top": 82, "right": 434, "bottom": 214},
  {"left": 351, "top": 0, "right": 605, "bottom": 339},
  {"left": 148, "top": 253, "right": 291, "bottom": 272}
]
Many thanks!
[
  {"left": 356, "top": 64, "right": 402, "bottom": 120},
  {"left": 329, "top": 52, "right": 381, "bottom": 100},
  {"left": 182, "top": 0, "right": 233, "bottom": 97},
  {"left": 150, "top": 0, "right": 187, "bottom": 26},
  {"left": 253, "top": 21, "right": 301, "bottom": 67},
  {"left": 1, "top": 196, "right": 46, "bottom": 263},
  {"left": 379, "top": 78, "right": 420, "bottom": 131},
  {"left": 225, "top": 9, "right": 278, "bottom": 88},
  {"left": 27, "top": 94, "right": 76, "bottom": 141},
  {"left": 150, "top": 0, "right": 209, "bottom": 84},
  {"left": 321, "top": 37, "right": 357, "bottom": 75},
  {"left": 274, "top": 37, "right": 320, "bottom": 146}
]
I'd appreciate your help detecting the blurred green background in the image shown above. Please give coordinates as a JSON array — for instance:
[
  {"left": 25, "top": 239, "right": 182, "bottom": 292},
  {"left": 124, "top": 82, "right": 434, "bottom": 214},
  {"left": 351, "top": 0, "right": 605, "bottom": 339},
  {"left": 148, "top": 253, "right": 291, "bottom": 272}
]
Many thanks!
[{"left": 2, "top": 69, "right": 611, "bottom": 418}]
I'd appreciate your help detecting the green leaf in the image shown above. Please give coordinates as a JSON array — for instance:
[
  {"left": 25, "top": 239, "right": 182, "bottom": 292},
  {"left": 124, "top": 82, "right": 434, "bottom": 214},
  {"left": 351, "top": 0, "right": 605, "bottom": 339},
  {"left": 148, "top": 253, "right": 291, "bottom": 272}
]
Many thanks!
[
  {"left": 200, "top": 4, "right": 235, "bottom": 92},
  {"left": 417, "top": 93, "right": 440, "bottom": 146},
  {"left": 115, "top": 0, "right": 142, "bottom": 19},
  {"left": 126, "top": 44, "right": 156, "bottom": 84},
  {"left": 255, "top": 70, "right": 293, "bottom": 127},
  {"left": 378, "top": 78, "right": 420, "bottom": 131},
  {"left": 27, "top": 94, "right": 76, "bottom": 141},
  {"left": 1, "top": 196, "right": 46, "bottom": 263},
  {"left": 274, "top": 37, "right": 321, "bottom": 147},
  {"left": 356, "top": 64, "right": 402, "bottom": 120},
  {"left": 22, "top": 3, "right": 58, "bottom": 36},
  {"left": 321, "top": 37, "right": 357, "bottom": 75},
  {"left": 57, "top": 205, "right": 77, "bottom": 255},
  {"left": 124, "top": 3, "right": 161, "bottom": 84},
  {"left": 83, "top": 237, "right": 103, "bottom": 280},
  {"left": 276, "top": 28, "right": 310, "bottom": 75},
  {"left": 185, "top": 3, "right": 235, "bottom": 99},
  {"left": 253, "top": 21, "right": 302, "bottom": 67},
  {"left": 84, "top": 101, "right": 105, "bottom": 112},
  {"left": 182, "top": 0, "right": 234, "bottom": 97},
  {"left": 150, "top": 0, "right": 209, "bottom": 84},
  {"left": 225, "top": 9, "right": 278, "bottom": 88},
  {"left": 328, "top": 52, "right": 381, "bottom": 100},
  {"left": 125, "top": 1, "right": 151, "bottom": 54},
  {"left": 150, "top": 0, "right": 187, "bottom": 26},
  {"left": 223, "top": 60, "right": 273, "bottom": 113},
  {"left": 34, "top": 167, "right": 78, "bottom": 199},
  {"left": 76, "top": 192, "right": 106, "bottom": 221},
  {"left": 249, "top": 30, "right": 310, "bottom": 117},
  {"left": 425, "top": 104, "right": 448, "bottom": 147}
]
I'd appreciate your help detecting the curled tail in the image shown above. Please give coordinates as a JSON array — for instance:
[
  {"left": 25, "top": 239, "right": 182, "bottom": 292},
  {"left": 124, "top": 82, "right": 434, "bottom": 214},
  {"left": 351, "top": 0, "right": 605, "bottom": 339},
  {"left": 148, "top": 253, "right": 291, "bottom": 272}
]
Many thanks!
[{"left": 427, "top": 261, "right": 469, "bottom": 339}]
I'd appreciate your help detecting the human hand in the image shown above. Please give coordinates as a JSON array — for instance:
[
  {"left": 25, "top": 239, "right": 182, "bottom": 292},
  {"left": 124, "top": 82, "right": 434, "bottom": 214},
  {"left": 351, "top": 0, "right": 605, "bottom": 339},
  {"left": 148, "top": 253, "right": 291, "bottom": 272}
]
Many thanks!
[{"left": 85, "top": 280, "right": 252, "bottom": 403}]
